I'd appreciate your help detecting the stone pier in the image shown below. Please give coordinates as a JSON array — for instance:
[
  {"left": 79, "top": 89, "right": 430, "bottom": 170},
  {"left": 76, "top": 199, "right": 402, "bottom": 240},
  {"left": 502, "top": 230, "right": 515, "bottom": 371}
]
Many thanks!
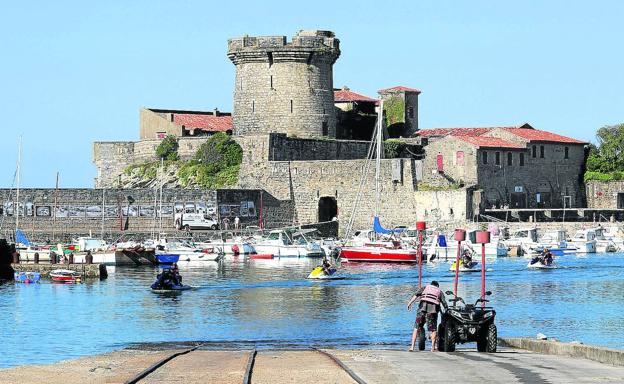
[{"left": 11, "top": 263, "right": 107, "bottom": 279}]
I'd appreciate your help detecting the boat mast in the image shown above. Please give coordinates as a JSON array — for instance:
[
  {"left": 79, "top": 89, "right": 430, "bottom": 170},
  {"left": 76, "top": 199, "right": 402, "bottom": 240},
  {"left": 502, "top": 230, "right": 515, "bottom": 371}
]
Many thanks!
[
  {"left": 158, "top": 157, "right": 164, "bottom": 239},
  {"left": 374, "top": 99, "right": 384, "bottom": 217},
  {"left": 15, "top": 136, "right": 22, "bottom": 234}
]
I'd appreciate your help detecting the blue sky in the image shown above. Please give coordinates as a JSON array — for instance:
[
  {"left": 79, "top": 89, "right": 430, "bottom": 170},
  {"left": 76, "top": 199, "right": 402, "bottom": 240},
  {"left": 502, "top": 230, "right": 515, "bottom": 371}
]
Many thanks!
[{"left": 1, "top": 1, "right": 622, "bottom": 187}]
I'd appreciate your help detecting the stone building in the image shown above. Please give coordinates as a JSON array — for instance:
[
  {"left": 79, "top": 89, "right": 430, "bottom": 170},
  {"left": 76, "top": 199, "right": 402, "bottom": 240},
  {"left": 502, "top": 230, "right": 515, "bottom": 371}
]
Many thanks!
[
  {"left": 227, "top": 30, "right": 340, "bottom": 138},
  {"left": 378, "top": 86, "right": 420, "bottom": 138},
  {"left": 586, "top": 181, "right": 624, "bottom": 209},
  {"left": 421, "top": 124, "right": 587, "bottom": 209},
  {"left": 139, "top": 108, "right": 232, "bottom": 139}
]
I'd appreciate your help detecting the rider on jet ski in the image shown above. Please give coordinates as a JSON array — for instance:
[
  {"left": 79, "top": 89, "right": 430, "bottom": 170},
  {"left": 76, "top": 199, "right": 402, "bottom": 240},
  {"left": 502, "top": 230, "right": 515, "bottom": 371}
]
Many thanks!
[
  {"left": 531, "top": 248, "right": 553, "bottom": 266},
  {"left": 151, "top": 264, "right": 183, "bottom": 290},
  {"left": 461, "top": 249, "right": 473, "bottom": 267},
  {"left": 321, "top": 258, "right": 333, "bottom": 276}
]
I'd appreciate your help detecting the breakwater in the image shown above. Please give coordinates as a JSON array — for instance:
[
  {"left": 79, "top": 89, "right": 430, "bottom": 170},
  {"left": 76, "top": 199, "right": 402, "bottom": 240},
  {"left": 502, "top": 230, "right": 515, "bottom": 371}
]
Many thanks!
[{"left": 11, "top": 263, "right": 107, "bottom": 279}]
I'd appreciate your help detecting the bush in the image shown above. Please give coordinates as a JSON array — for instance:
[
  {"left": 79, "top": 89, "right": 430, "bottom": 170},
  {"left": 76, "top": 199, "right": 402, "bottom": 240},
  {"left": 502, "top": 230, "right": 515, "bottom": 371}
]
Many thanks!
[
  {"left": 156, "top": 135, "right": 179, "bottom": 161},
  {"left": 178, "top": 133, "right": 243, "bottom": 188},
  {"left": 384, "top": 139, "right": 406, "bottom": 158}
]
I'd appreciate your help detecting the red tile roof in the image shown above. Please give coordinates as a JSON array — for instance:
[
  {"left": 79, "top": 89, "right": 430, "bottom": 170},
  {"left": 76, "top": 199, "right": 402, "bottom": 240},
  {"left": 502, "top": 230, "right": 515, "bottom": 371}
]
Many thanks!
[
  {"left": 502, "top": 128, "right": 586, "bottom": 144},
  {"left": 378, "top": 86, "right": 421, "bottom": 94},
  {"left": 456, "top": 136, "right": 526, "bottom": 149},
  {"left": 173, "top": 114, "right": 233, "bottom": 132},
  {"left": 418, "top": 127, "right": 500, "bottom": 137},
  {"left": 334, "top": 89, "right": 377, "bottom": 103}
]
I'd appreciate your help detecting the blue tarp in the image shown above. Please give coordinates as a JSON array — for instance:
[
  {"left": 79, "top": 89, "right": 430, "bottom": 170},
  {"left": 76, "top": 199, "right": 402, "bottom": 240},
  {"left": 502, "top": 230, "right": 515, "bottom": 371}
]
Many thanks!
[
  {"left": 372, "top": 216, "right": 403, "bottom": 234},
  {"left": 15, "top": 229, "right": 30, "bottom": 246}
]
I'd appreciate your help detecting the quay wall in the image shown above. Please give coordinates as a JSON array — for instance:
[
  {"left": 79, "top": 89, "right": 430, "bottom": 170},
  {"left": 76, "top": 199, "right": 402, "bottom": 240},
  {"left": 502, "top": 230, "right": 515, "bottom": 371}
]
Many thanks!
[{"left": 12, "top": 263, "right": 106, "bottom": 279}]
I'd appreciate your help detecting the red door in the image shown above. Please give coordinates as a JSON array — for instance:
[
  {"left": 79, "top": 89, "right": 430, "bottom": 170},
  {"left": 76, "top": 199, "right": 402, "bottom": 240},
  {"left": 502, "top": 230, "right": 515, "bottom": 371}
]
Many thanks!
[{"left": 436, "top": 154, "right": 444, "bottom": 172}]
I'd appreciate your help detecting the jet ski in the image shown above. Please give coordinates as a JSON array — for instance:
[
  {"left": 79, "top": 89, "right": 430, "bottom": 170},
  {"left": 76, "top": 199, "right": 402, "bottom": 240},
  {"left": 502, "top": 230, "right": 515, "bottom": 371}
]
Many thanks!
[
  {"left": 527, "top": 258, "right": 557, "bottom": 269},
  {"left": 307, "top": 266, "right": 344, "bottom": 280},
  {"left": 449, "top": 260, "right": 480, "bottom": 272},
  {"left": 151, "top": 263, "right": 192, "bottom": 291}
]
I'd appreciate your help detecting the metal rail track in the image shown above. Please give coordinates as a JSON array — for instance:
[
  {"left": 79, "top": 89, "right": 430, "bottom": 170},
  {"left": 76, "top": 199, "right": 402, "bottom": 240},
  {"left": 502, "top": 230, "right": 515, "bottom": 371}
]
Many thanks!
[
  {"left": 124, "top": 344, "right": 202, "bottom": 384},
  {"left": 313, "top": 348, "right": 368, "bottom": 384},
  {"left": 242, "top": 349, "right": 257, "bottom": 384}
]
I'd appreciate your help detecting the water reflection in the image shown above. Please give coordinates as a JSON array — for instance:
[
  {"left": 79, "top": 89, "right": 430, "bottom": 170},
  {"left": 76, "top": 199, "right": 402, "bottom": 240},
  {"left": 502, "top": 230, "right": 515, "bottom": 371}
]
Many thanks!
[{"left": 1, "top": 254, "right": 624, "bottom": 368}]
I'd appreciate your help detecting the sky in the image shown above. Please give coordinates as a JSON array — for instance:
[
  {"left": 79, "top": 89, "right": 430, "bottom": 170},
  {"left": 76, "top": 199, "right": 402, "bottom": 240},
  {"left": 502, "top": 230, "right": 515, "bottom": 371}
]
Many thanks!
[{"left": 1, "top": 1, "right": 622, "bottom": 187}]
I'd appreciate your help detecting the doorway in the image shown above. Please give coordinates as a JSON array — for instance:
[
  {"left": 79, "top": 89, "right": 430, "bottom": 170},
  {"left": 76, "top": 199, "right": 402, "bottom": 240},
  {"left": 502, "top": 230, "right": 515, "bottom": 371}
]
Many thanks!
[
  {"left": 318, "top": 197, "right": 338, "bottom": 223},
  {"left": 510, "top": 192, "right": 527, "bottom": 209}
]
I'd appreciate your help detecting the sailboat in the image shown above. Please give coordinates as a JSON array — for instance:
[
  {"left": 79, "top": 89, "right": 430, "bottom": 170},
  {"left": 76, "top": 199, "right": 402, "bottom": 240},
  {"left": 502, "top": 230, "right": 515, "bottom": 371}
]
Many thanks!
[{"left": 339, "top": 100, "right": 418, "bottom": 263}]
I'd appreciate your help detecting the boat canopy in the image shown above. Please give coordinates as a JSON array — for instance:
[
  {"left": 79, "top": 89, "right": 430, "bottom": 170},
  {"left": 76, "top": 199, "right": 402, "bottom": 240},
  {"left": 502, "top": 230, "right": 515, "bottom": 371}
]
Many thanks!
[
  {"left": 372, "top": 217, "right": 403, "bottom": 234},
  {"left": 16, "top": 229, "right": 30, "bottom": 246}
]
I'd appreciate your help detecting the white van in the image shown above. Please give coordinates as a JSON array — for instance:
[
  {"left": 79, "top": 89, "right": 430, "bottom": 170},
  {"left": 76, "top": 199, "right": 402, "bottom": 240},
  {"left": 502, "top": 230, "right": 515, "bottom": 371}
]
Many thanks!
[{"left": 175, "top": 212, "right": 219, "bottom": 230}]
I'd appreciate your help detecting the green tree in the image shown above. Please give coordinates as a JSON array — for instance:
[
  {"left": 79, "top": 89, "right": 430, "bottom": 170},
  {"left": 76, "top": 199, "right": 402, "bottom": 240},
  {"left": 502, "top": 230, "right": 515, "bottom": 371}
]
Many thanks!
[{"left": 156, "top": 135, "right": 179, "bottom": 161}]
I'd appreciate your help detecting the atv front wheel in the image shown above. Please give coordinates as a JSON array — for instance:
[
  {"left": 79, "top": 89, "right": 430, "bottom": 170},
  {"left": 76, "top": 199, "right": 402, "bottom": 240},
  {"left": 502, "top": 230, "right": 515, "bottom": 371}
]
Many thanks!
[
  {"left": 443, "top": 323, "right": 455, "bottom": 352},
  {"left": 486, "top": 323, "right": 497, "bottom": 353}
]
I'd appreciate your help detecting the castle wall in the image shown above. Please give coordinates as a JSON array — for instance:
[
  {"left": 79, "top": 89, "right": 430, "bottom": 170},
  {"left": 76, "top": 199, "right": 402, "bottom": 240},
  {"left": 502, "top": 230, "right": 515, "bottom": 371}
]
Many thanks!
[
  {"left": 228, "top": 31, "right": 339, "bottom": 138},
  {"left": 586, "top": 181, "right": 624, "bottom": 209},
  {"left": 267, "top": 133, "right": 371, "bottom": 161}
]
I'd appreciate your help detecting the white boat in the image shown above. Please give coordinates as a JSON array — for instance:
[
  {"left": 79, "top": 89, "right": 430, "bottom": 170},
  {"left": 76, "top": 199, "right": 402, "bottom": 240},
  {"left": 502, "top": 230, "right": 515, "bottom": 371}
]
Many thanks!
[
  {"left": 253, "top": 229, "right": 324, "bottom": 258},
  {"left": 569, "top": 229, "right": 598, "bottom": 254},
  {"left": 426, "top": 230, "right": 507, "bottom": 260},
  {"left": 591, "top": 227, "right": 618, "bottom": 253},
  {"left": 537, "top": 230, "right": 578, "bottom": 255},
  {"left": 156, "top": 240, "right": 223, "bottom": 262}
]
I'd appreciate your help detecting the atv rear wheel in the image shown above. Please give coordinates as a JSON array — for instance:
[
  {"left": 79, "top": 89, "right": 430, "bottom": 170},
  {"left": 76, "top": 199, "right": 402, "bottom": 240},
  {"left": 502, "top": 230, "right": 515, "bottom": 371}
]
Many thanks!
[
  {"left": 443, "top": 322, "right": 455, "bottom": 352},
  {"left": 418, "top": 328, "right": 426, "bottom": 351},
  {"left": 437, "top": 324, "right": 446, "bottom": 352},
  {"left": 486, "top": 323, "right": 497, "bottom": 352}
]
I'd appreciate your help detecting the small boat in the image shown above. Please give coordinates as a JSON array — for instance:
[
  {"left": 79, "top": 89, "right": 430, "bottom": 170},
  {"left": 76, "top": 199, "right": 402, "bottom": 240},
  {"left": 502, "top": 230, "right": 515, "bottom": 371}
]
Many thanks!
[
  {"left": 49, "top": 269, "right": 82, "bottom": 283},
  {"left": 307, "top": 266, "right": 344, "bottom": 280},
  {"left": 14, "top": 271, "right": 41, "bottom": 283},
  {"left": 527, "top": 261, "right": 557, "bottom": 269},
  {"left": 449, "top": 260, "right": 480, "bottom": 272}
]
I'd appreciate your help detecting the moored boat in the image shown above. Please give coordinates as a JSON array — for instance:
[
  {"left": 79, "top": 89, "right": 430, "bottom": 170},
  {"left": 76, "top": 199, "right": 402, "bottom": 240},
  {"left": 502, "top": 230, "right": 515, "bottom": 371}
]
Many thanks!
[
  {"left": 340, "top": 246, "right": 417, "bottom": 263},
  {"left": 49, "top": 269, "right": 82, "bottom": 283}
]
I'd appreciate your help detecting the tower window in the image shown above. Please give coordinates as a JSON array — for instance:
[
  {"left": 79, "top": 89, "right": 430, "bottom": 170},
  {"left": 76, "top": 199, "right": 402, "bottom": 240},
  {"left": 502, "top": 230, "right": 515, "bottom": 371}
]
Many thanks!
[
  {"left": 495, "top": 152, "right": 500, "bottom": 166},
  {"left": 520, "top": 152, "right": 525, "bottom": 166},
  {"left": 540, "top": 145, "right": 545, "bottom": 158},
  {"left": 322, "top": 122, "right": 328, "bottom": 136},
  {"left": 270, "top": 76, "right": 273, "bottom": 89},
  {"left": 407, "top": 107, "right": 414, "bottom": 118},
  {"left": 252, "top": 100, "right": 255, "bottom": 113},
  {"left": 564, "top": 146, "right": 569, "bottom": 159},
  {"left": 507, "top": 152, "right": 513, "bottom": 166},
  {"left": 532, "top": 145, "right": 537, "bottom": 158},
  {"left": 290, "top": 100, "right": 293, "bottom": 113},
  {"left": 267, "top": 52, "right": 273, "bottom": 67},
  {"left": 482, "top": 152, "right": 488, "bottom": 165}
]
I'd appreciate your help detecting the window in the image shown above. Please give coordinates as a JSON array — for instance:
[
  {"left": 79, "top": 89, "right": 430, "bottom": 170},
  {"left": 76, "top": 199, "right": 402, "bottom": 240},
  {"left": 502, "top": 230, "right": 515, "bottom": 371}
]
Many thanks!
[
  {"left": 520, "top": 152, "right": 525, "bottom": 166},
  {"left": 507, "top": 152, "right": 513, "bottom": 166},
  {"left": 564, "top": 146, "right": 569, "bottom": 159},
  {"left": 252, "top": 100, "right": 255, "bottom": 113},
  {"left": 290, "top": 99, "right": 293, "bottom": 113},
  {"left": 270, "top": 75, "right": 273, "bottom": 89},
  {"left": 407, "top": 107, "right": 414, "bottom": 118},
  {"left": 532, "top": 145, "right": 537, "bottom": 158},
  {"left": 482, "top": 151, "right": 488, "bottom": 164},
  {"left": 456, "top": 151, "right": 465, "bottom": 166},
  {"left": 495, "top": 151, "right": 501, "bottom": 165},
  {"left": 540, "top": 145, "right": 545, "bottom": 158},
  {"left": 322, "top": 122, "right": 328, "bottom": 136}
]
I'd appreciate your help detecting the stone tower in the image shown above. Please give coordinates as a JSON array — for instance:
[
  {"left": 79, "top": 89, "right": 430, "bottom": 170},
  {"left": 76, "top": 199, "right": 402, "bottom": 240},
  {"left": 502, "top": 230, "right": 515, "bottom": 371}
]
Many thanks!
[{"left": 227, "top": 30, "right": 340, "bottom": 138}]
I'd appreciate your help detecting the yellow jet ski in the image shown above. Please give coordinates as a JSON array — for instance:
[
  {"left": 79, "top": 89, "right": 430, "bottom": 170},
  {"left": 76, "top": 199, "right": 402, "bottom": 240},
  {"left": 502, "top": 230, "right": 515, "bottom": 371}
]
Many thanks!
[
  {"left": 307, "top": 266, "right": 345, "bottom": 280},
  {"left": 449, "top": 260, "right": 480, "bottom": 272}
]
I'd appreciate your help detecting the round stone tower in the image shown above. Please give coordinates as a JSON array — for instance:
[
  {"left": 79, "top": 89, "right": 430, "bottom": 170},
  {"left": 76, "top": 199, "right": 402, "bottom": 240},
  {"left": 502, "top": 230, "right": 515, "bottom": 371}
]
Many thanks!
[{"left": 227, "top": 30, "right": 340, "bottom": 138}]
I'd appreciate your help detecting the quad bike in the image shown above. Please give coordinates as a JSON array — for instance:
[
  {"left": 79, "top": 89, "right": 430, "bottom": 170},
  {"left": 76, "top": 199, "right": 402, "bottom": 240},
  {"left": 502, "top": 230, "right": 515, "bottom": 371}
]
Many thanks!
[{"left": 437, "top": 290, "right": 497, "bottom": 353}]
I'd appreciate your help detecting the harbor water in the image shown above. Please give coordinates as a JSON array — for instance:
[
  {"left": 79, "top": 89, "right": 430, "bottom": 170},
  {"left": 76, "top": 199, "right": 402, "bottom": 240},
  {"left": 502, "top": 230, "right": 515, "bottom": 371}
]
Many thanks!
[{"left": 1, "top": 253, "right": 623, "bottom": 368}]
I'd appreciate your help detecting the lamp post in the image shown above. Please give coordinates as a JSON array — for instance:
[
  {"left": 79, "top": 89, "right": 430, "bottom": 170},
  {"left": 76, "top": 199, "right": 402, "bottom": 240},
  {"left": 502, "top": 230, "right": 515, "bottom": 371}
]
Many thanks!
[
  {"left": 453, "top": 229, "right": 466, "bottom": 298},
  {"left": 476, "top": 229, "right": 491, "bottom": 308},
  {"left": 416, "top": 221, "right": 426, "bottom": 288}
]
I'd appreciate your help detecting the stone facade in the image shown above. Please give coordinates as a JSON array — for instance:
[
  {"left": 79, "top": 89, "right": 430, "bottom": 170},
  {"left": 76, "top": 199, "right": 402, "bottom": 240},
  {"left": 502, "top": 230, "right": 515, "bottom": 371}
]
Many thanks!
[
  {"left": 378, "top": 87, "right": 420, "bottom": 137},
  {"left": 227, "top": 30, "right": 340, "bottom": 138},
  {"left": 424, "top": 135, "right": 586, "bottom": 209},
  {"left": 586, "top": 181, "right": 624, "bottom": 209}
]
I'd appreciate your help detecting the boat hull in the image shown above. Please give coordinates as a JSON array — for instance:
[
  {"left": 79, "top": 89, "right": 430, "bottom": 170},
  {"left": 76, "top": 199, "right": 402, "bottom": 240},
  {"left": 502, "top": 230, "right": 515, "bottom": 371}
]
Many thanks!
[{"left": 340, "top": 247, "right": 418, "bottom": 263}]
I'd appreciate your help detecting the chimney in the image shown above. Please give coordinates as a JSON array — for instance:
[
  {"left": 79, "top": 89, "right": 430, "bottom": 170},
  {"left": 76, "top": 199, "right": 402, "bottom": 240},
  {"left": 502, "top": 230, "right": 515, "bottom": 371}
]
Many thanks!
[{"left": 213, "top": 108, "right": 219, "bottom": 117}]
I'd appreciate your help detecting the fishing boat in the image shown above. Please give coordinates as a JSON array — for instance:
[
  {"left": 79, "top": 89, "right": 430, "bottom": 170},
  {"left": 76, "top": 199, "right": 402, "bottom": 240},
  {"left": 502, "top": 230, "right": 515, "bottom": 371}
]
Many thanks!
[
  {"left": 253, "top": 229, "right": 324, "bottom": 258},
  {"left": 338, "top": 99, "right": 417, "bottom": 263},
  {"left": 569, "top": 229, "right": 598, "bottom": 254},
  {"left": 49, "top": 269, "right": 82, "bottom": 283}
]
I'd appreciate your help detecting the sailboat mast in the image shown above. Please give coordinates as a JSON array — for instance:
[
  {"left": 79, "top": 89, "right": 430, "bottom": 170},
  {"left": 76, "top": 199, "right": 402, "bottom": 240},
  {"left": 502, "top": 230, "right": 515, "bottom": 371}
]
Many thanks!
[
  {"left": 15, "top": 136, "right": 22, "bottom": 233},
  {"left": 374, "top": 100, "right": 384, "bottom": 217}
]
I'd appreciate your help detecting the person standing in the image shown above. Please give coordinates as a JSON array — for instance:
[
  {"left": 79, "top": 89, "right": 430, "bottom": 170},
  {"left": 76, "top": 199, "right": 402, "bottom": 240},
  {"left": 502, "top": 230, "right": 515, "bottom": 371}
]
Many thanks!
[
  {"left": 234, "top": 216, "right": 240, "bottom": 231},
  {"left": 407, "top": 280, "right": 447, "bottom": 352}
]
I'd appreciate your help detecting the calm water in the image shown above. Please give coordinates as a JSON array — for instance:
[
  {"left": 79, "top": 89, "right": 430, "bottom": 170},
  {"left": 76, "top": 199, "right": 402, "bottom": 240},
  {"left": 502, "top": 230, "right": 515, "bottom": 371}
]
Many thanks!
[{"left": 1, "top": 253, "right": 624, "bottom": 368}]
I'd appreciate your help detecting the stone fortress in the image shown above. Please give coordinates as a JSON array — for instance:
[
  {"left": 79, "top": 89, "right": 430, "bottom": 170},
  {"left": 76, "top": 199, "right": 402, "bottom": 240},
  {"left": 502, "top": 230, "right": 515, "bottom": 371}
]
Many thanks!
[{"left": 89, "top": 29, "right": 597, "bottom": 235}]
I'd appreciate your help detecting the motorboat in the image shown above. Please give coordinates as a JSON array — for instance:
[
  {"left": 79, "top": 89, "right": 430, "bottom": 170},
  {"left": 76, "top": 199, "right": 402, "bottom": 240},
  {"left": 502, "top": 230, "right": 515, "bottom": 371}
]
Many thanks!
[
  {"left": 591, "top": 227, "right": 618, "bottom": 253},
  {"left": 569, "top": 229, "right": 598, "bottom": 253},
  {"left": 49, "top": 269, "right": 82, "bottom": 283},
  {"left": 339, "top": 246, "right": 418, "bottom": 263},
  {"left": 253, "top": 229, "right": 324, "bottom": 258},
  {"left": 538, "top": 230, "right": 578, "bottom": 256},
  {"left": 14, "top": 271, "right": 41, "bottom": 283},
  {"left": 155, "top": 239, "right": 223, "bottom": 262},
  {"left": 427, "top": 230, "right": 507, "bottom": 260}
]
